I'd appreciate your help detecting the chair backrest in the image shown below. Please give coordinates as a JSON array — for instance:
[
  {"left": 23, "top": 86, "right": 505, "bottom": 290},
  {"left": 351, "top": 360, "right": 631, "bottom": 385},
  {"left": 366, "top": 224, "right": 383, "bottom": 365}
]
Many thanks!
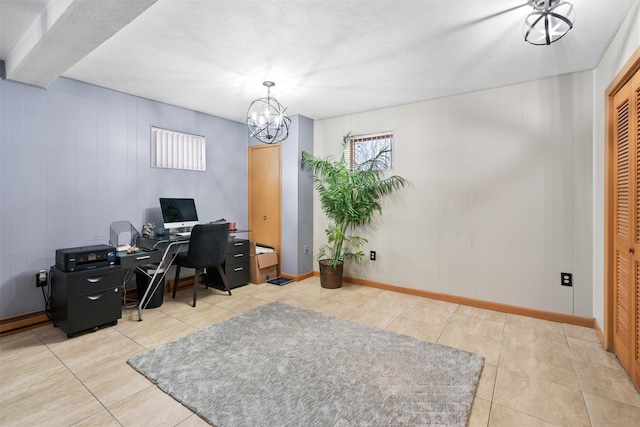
[{"left": 182, "top": 223, "right": 229, "bottom": 267}]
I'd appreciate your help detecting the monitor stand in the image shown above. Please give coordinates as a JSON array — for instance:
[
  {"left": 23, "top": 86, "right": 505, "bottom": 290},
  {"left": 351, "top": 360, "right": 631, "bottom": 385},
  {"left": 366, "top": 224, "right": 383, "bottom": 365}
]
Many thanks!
[{"left": 169, "top": 227, "right": 191, "bottom": 237}]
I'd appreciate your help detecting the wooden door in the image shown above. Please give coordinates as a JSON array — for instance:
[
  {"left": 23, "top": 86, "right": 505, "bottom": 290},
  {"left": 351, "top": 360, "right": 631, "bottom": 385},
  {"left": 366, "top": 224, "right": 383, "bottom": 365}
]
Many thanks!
[
  {"left": 611, "top": 70, "right": 640, "bottom": 390},
  {"left": 248, "top": 144, "right": 281, "bottom": 257}
]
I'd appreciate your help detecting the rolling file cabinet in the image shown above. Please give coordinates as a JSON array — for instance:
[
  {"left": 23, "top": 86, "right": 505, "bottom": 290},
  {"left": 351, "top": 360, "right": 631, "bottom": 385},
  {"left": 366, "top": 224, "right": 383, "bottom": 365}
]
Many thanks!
[
  {"left": 51, "top": 266, "right": 123, "bottom": 338},
  {"left": 207, "top": 238, "right": 250, "bottom": 289}
]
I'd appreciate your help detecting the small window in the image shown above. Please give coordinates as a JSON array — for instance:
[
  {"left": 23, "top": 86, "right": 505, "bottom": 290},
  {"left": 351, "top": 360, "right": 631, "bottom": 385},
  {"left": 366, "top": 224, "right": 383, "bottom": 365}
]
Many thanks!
[
  {"left": 344, "top": 132, "right": 393, "bottom": 171},
  {"left": 151, "top": 127, "right": 206, "bottom": 171}
]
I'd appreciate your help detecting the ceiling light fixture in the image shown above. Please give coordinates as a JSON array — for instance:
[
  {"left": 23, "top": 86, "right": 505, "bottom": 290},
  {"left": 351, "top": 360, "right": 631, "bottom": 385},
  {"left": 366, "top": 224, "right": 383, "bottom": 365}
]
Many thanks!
[
  {"left": 246, "top": 81, "right": 290, "bottom": 144},
  {"left": 523, "top": 0, "right": 575, "bottom": 45}
]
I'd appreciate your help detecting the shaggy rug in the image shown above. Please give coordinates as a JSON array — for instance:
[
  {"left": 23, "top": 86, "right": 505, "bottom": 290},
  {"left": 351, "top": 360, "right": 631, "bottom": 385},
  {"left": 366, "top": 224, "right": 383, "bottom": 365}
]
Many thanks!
[{"left": 127, "top": 301, "right": 484, "bottom": 426}]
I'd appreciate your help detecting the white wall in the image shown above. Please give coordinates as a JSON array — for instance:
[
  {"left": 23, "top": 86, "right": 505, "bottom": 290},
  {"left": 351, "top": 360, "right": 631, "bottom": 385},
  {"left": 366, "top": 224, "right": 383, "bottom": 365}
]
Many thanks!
[
  {"left": 592, "top": 3, "right": 640, "bottom": 328},
  {"left": 314, "top": 72, "right": 593, "bottom": 317}
]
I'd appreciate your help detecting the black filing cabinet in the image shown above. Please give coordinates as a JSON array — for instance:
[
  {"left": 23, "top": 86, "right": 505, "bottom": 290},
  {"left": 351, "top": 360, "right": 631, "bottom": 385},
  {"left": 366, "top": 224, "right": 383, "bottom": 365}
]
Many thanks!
[
  {"left": 51, "top": 266, "right": 123, "bottom": 338},
  {"left": 207, "top": 238, "right": 250, "bottom": 289}
]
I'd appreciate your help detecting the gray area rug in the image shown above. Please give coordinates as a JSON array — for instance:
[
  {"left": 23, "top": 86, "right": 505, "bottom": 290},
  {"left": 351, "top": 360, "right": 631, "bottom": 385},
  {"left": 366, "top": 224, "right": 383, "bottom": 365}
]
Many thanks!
[{"left": 127, "top": 301, "right": 484, "bottom": 426}]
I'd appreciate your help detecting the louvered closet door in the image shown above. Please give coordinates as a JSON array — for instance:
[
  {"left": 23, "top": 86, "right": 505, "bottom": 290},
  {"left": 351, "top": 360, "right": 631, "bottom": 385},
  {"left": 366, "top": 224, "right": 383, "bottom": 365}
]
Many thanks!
[
  {"left": 613, "top": 72, "right": 640, "bottom": 391},
  {"left": 633, "top": 71, "right": 640, "bottom": 390}
]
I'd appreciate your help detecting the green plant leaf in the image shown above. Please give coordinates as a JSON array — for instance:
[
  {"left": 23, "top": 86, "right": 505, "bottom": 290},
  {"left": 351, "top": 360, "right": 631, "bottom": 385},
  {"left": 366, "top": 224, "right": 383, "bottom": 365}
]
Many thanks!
[{"left": 300, "top": 134, "right": 408, "bottom": 269}]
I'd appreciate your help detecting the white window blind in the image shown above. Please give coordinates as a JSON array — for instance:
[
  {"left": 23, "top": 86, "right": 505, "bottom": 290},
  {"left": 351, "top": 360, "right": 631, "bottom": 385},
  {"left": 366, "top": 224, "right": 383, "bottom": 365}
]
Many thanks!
[
  {"left": 151, "top": 127, "right": 206, "bottom": 171},
  {"left": 345, "top": 131, "right": 393, "bottom": 171}
]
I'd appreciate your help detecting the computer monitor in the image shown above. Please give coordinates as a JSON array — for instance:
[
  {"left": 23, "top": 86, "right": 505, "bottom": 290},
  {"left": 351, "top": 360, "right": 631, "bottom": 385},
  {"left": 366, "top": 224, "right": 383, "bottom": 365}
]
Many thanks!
[{"left": 159, "top": 198, "right": 199, "bottom": 230}]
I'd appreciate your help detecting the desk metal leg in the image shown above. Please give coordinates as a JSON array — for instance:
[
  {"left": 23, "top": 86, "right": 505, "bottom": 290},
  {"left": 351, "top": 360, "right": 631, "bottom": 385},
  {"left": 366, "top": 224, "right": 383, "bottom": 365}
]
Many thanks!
[{"left": 137, "top": 241, "right": 186, "bottom": 321}]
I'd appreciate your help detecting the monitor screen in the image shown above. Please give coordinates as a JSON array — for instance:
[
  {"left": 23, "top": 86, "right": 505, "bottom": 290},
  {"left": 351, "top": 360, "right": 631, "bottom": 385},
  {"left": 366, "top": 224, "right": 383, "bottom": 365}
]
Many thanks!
[{"left": 159, "top": 198, "right": 199, "bottom": 229}]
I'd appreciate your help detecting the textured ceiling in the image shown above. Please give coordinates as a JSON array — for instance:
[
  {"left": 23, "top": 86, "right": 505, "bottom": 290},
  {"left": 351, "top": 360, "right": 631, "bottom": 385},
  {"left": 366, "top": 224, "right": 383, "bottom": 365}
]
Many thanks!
[{"left": 0, "top": 0, "right": 634, "bottom": 123}]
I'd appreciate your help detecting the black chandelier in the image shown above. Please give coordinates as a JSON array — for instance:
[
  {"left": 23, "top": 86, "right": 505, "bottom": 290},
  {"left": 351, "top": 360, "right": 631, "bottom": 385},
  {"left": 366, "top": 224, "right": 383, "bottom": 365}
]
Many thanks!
[
  {"left": 246, "top": 81, "right": 291, "bottom": 144},
  {"left": 523, "top": 0, "right": 575, "bottom": 45}
]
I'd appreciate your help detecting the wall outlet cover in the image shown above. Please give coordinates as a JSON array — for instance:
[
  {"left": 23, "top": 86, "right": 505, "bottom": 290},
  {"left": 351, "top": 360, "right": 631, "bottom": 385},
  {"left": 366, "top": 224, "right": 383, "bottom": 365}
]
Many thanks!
[{"left": 561, "top": 272, "right": 572, "bottom": 287}]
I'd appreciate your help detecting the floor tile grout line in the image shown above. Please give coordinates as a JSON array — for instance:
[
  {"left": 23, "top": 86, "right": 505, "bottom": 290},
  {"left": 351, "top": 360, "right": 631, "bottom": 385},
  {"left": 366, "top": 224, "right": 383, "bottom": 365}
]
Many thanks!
[
  {"left": 485, "top": 314, "right": 508, "bottom": 424},
  {"left": 31, "top": 329, "right": 124, "bottom": 426},
  {"left": 5, "top": 279, "right": 637, "bottom": 426}
]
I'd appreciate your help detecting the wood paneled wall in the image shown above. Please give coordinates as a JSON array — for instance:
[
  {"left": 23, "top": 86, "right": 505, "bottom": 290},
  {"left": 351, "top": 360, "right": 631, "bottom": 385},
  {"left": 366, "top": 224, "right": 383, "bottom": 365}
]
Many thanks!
[
  {"left": 314, "top": 73, "right": 593, "bottom": 317},
  {"left": 0, "top": 77, "right": 248, "bottom": 319}
]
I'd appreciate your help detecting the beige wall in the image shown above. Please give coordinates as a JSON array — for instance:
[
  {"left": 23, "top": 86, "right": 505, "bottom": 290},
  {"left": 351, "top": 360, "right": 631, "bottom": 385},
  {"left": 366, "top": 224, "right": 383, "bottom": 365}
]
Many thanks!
[
  {"left": 314, "top": 72, "right": 594, "bottom": 317},
  {"left": 592, "top": 3, "right": 640, "bottom": 327},
  {"left": 313, "top": 5, "right": 640, "bottom": 320}
]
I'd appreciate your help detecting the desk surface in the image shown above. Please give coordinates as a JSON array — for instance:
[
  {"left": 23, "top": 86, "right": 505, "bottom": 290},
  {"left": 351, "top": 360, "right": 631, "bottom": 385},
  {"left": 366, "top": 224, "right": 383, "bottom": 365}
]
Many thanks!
[
  {"left": 139, "top": 231, "right": 249, "bottom": 247},
  {"left": 138, "top": 234, "right": 190, "bottom": 249}
]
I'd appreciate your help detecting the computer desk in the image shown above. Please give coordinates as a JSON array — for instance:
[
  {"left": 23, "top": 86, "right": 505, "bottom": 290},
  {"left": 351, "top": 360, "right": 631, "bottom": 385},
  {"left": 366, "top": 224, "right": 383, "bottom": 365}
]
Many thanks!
[
  {"left": 120, "top": 230, "right": 250, "bottom": 321},
  {"left": 117, "top": 234, "right": 190, "bottom": 321}
]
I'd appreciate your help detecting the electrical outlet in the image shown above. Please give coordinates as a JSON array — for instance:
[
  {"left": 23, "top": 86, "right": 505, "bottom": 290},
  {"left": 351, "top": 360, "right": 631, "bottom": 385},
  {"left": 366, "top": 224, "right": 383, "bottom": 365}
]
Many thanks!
[
  {"left": 370, "top": 251, "right": 376, "bottom": 261},
  {"left": 36, "top": 270, "right": 47, "bottom": 287},
  {"left": 561, "top": 272, "right": 572, "bottom": 287}
]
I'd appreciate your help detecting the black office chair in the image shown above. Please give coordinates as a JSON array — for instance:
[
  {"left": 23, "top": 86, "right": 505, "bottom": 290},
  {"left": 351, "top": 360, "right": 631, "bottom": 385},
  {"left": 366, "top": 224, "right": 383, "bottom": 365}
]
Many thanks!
[{"left": 171, "top": 223, "right": 231, "bottom": 307}]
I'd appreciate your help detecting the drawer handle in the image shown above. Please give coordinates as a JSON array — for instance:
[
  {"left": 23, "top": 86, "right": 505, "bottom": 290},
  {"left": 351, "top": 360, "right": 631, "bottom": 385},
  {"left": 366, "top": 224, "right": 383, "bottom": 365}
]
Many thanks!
[
  {"left": 136, "top": 255, "right": 150, "bottom": 260},
  {"left": 86, "top": 277, "right": 103, "bottom": 283},
  {"left": 234, "top": 242, "right": 243, "bottom": 246},
  {"left": 87, "top": 292, "right": 105, "bottom": 301},
  {"left": 234, "top": 253, "right": 244, "bottom": 258},
  {"left": 234, "top": 267, "right": 244, "bottom": 272}
]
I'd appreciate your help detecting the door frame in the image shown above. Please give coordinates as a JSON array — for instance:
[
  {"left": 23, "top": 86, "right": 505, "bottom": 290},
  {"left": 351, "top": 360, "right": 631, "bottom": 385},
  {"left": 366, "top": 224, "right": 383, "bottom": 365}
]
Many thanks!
[{"left": 605, "top": 46, "right": 640, "bottom": 351}]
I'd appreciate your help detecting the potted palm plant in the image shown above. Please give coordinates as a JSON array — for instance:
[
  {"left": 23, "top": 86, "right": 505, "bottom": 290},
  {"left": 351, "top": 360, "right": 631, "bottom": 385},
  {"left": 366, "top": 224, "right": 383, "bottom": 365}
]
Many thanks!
[{"left": 301, "top": 134, "right": 407, "bottom": 288}]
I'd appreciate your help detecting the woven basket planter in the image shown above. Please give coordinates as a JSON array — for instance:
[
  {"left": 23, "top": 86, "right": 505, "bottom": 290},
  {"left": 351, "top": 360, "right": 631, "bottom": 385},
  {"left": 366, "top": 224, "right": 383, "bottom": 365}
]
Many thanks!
[{"left": 319, "top": 259, "right": 343, "bottom": 289}]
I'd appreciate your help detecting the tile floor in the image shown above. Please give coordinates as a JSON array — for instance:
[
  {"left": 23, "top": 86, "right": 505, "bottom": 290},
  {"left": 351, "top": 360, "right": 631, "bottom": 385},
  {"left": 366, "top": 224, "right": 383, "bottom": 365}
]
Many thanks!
[{"left": 1, "top": 277, "right": 639, "bottom": 426}]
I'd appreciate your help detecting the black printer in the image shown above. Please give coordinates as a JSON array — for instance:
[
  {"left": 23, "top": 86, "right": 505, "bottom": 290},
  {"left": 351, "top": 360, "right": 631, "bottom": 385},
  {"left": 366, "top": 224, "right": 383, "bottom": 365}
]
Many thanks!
[{"left": 55, "top": 244, "right": 117, "bottom": 272}]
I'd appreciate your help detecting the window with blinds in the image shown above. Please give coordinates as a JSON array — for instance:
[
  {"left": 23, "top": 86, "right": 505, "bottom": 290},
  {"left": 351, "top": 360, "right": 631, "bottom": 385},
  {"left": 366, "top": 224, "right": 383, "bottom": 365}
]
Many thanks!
[
  {"left": 151, "top": 127, "right": 206, "bottom": 171},
  {"left": 344, "top": 132, "right": 393, "bottom": 171}
]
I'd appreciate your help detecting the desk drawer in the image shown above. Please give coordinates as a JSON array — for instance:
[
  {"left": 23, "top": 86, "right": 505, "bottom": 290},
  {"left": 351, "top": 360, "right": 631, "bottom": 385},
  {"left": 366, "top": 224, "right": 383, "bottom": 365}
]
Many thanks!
[
  {"left": 66, "top": 287, "right": 122, "bottom": 334},
  {"left": 64, "top": 267, "right": 123, "bottom": 297},
  {"left": 226, "top": 263, "right": 250, "bottom": 287},
  {"left": 51, "top": 266, "right": 123, "bottom": 338},
  {"left": 117, "top": 249, "right": 162, "bottom": 269},
  {"left": 203, "top": 238, "right": 250, "bottom": 290},
  {"left": 207, "top": 264, "right": 249, "bottom": 289},
  {"left": 226, "top": 249, "right": 249, "bottom": 266},
  {"left": 227, "top": 239, "right": 248, "bottom": 252}
]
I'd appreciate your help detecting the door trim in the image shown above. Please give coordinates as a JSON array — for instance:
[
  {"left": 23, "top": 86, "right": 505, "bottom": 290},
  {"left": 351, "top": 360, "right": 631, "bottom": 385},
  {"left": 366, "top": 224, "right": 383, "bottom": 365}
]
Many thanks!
[{"left": 605, "top": 46, "right": 640, "bottom": 351}]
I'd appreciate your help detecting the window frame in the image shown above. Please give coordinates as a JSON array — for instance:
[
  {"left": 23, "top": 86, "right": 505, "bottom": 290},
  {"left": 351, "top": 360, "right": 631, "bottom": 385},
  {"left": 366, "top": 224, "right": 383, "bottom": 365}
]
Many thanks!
[{"left": 344, "top": 131, "right": 394, "bottom": 172}]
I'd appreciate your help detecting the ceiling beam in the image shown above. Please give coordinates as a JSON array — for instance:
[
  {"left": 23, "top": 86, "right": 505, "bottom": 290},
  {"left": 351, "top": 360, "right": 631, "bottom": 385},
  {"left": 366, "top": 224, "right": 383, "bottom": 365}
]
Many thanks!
[{"left": 4, "top": 0, "right": 157, "bottom": 87}]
